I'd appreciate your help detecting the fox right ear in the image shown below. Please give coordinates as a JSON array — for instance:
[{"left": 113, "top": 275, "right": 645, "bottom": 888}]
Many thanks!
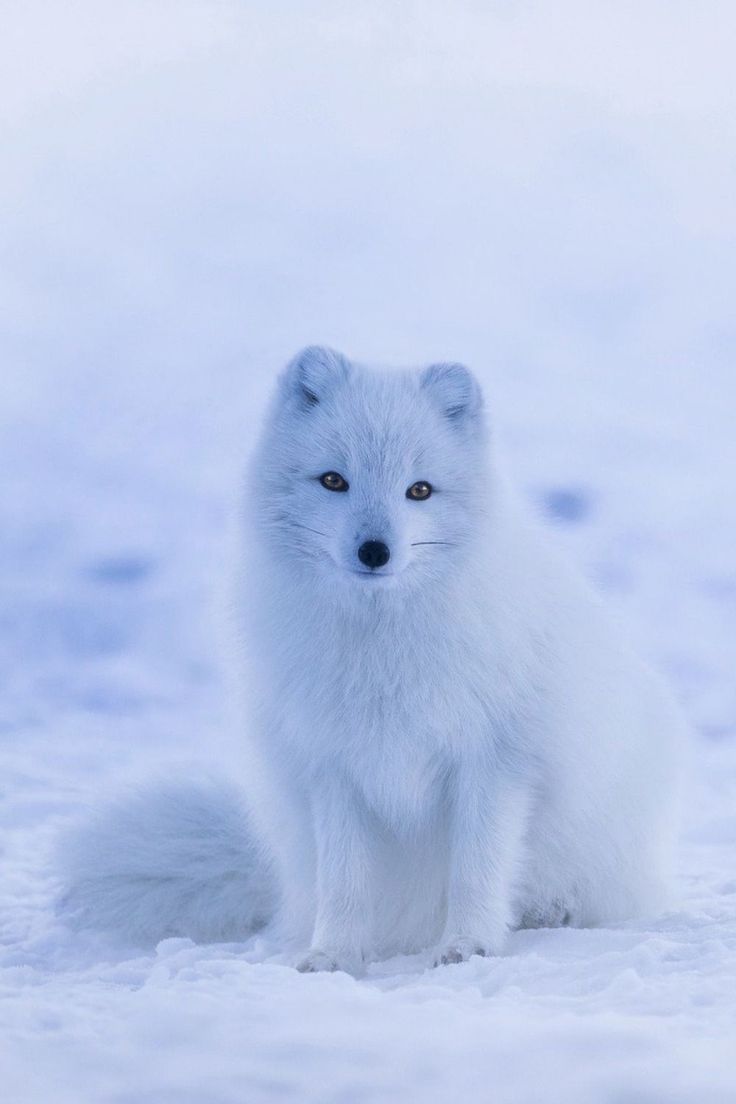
[
  {"left": 281, "top": 346, "right": 352, "bottom": 409},
  {"left": 420, "top": 361, "right": 482, "bottom": 425}
]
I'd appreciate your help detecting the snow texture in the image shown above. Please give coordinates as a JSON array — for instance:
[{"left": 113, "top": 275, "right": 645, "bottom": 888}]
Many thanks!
[{"left": 2, "top": 3, "right": 736, "bottom": 1101}]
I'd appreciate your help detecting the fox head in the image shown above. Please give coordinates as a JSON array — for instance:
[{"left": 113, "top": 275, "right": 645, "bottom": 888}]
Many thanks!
[{"left": 250, "top": 346, "right": 489, "bottom": 593}]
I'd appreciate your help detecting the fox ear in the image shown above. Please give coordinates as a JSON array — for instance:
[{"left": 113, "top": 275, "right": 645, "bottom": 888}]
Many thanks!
[
  {"left": 420, "top": 362, "right": 482, "bottom": 424},
  {"left": 282, "top": 346, "right": 351, "bottom": 409}
]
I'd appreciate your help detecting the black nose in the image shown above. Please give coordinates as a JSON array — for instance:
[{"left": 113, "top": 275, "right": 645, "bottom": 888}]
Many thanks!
[{"left": 358, "top": 540, "right": 391, "bottom": 570}]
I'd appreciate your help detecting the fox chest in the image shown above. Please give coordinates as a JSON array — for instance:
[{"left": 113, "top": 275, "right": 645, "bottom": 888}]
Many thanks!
[{"left": 275, "top": 635, "right": 498, "bottom": 825}]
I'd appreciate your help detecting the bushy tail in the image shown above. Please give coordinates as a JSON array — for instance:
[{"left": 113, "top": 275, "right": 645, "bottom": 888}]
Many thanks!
[{"left": 59, "top": 775, "right": 277, "bottom": 946}]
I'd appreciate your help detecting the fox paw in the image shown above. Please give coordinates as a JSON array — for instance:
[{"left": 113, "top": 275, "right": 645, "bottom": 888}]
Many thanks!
[
  {"left": 297, "top": 949, "right": 359, "bottom": 974},
  {"left": 433, "top": 936, "right": 498, "bottom": 967}
]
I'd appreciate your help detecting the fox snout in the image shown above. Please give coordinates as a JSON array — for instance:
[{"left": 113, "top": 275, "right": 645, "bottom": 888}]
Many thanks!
[{"left": 357, "top": 540, "right": 391, "bottom": 570}]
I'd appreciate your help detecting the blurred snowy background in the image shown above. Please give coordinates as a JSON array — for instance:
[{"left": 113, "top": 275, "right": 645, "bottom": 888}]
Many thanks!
[{"left": 2, "top": 2, "right": 736, "bottom": 1101}]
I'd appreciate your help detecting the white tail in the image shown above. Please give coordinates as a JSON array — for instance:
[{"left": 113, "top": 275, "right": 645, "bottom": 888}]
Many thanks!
[{"left": 59, "top": 775, "right": 276, "bottom": 946}]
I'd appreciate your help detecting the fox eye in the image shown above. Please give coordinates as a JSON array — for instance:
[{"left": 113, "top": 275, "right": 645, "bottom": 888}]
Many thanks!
[
  {"left": 407, "top": 481, "right": 432, "bottom": 501},
  {"left": 320, "top": 471, "right": 349, "bottom": 492}
]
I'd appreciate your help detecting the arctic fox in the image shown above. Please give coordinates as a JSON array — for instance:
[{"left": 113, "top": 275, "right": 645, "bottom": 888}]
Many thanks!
[{"left": 62, "top": 347, "right": 685, "bottom": 972}]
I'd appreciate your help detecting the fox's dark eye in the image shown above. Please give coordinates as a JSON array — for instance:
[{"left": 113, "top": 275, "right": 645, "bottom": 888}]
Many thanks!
[
  {"left": 407, "top": 481, "right": 432, "bottom": 501},
  {"left": 320, "top": 471, "right": 349, "bottom": 492}
]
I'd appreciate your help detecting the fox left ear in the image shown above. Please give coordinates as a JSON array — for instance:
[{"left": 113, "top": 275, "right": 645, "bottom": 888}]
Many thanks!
[
  {"left": 281, "top": 345, "right": 352, "bottom": 410},
  {"left": 420, "top": 362, "right": 482, "bottom": 424}
]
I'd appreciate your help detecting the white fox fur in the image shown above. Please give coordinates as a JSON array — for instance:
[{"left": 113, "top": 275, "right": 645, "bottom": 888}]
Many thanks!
[
  {"left": 60, "top": 777, "right": 275, "bottom": 945},
  {"left": 61, "top": 347, "right": 686, "bottom": 973}
]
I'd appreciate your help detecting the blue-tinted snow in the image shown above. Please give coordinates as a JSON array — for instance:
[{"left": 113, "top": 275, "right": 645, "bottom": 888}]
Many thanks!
[{"left": 1, "top": 3, "right": 736, "bottom": 1101}]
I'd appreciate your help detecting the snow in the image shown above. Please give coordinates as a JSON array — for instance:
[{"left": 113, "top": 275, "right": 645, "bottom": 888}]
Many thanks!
[{"left": 2, "top": 2, "right": 736, "bottom": 1100}]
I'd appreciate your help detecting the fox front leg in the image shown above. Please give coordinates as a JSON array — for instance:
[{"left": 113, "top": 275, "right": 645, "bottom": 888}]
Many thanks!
[
  {"left": 297, "top": 778, "right": 374, "bottom": 975},
  {"left": 436, "top": 766, "right": 529, "bottom": 966}
]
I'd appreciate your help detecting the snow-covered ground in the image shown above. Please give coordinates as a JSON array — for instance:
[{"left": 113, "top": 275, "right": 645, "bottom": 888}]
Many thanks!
[{"left": 2, "top": 3, "right": 736, "bottom": 1100}]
